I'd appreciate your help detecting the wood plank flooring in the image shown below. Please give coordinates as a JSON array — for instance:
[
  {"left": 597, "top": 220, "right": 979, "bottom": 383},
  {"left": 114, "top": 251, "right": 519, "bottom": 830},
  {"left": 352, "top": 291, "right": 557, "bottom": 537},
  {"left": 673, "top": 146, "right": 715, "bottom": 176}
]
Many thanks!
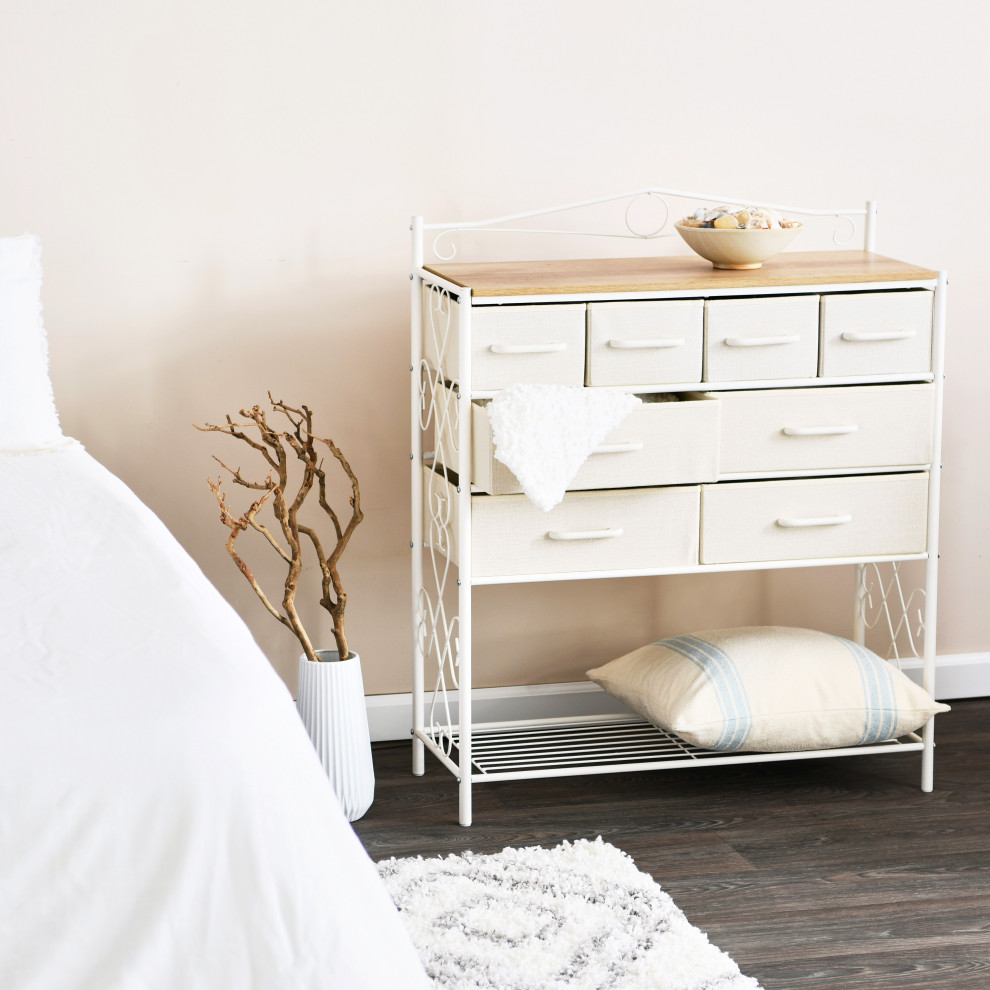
[{"left": 353, "top": 697, "right": 990, "bottom": 990}]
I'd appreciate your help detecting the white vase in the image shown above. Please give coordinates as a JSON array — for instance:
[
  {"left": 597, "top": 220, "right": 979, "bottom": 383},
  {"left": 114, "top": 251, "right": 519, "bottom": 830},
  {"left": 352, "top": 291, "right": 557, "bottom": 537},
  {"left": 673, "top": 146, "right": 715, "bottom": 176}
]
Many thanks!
[{"left": 296, "top": 649, "right": 375, "bottom": 822}]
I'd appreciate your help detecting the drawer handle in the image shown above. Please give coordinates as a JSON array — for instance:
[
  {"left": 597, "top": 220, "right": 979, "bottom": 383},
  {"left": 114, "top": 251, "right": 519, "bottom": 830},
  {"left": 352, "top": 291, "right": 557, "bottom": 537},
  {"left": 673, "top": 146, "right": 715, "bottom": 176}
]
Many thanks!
[
  {"left": 607, "top": 338, "right": 685, "bottom": 350},
  {"left": 591, "top": 442, "right": 645, "bottom": 454},
  {"left": 840, "top": 330, "right": 917, "bottom": 343},
  {"left": 782, "top": 425, "right": 859, "bottom": 437},
  {"left": 776, "top": 514, "right": 853, "bottom": 528},
  {"left": 489, "top": 342, "right": 567, "bottom": 355},
  {"left": 546, "top": 528, "right": 624, "bottom": 541},
  {"left": 723, "top": 334, "right": 802, "bottom": 347}
]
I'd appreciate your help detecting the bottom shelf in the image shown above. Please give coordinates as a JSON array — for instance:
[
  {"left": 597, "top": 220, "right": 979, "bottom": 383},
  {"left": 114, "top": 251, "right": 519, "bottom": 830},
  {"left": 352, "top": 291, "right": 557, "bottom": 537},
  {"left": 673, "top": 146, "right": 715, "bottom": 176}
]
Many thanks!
[{"left": 420, "top": 714, "right": 924, "bottom": 783}]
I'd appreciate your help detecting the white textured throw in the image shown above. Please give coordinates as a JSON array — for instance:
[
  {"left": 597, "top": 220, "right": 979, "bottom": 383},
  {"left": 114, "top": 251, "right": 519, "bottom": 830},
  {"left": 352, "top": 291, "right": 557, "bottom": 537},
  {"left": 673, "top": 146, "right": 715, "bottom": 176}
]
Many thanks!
[
  {"left": 378, "top": 837, "right": 762, "bottom": 990},
  {"left": 487, "top": 384, "right": 641, "bottom": 511}
]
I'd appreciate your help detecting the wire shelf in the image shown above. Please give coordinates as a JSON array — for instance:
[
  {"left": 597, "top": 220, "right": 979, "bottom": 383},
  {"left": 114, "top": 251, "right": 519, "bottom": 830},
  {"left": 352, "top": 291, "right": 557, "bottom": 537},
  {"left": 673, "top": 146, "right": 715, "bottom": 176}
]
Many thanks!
[{"left": 425, "top": 715, "right": 923, "bottom": 782}]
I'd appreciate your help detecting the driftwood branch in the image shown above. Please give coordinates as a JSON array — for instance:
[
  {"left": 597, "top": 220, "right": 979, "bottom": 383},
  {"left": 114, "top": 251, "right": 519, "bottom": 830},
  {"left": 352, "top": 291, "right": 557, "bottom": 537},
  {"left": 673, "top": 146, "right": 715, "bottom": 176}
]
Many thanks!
[
  {"left": 206, "top": 476, "right": 286, "bottom": 626},
  {"left": 196, "top": 393, "right": 363, "bottom": 662}
]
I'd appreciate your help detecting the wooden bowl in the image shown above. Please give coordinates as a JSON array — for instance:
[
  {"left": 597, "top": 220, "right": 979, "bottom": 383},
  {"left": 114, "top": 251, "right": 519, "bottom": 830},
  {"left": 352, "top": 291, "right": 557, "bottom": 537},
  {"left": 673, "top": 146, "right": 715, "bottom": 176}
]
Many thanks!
[{"left": 674, "top": 222, "right": 802, "bottom": 270}]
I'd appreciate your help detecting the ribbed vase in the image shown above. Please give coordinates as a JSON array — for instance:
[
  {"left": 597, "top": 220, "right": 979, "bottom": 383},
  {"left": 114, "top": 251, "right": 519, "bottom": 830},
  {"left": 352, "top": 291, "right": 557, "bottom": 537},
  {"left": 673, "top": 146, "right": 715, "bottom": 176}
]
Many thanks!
[{"left": 296, "top": 650, "right": 375, "bottom": 822}]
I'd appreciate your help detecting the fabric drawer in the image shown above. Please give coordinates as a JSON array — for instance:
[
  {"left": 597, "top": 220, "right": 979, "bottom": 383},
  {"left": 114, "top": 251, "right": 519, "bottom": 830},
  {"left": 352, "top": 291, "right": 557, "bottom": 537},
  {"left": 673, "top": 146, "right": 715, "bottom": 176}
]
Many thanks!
[
  {"left": 705, "top": 295, "right": 819, "bottom": 382},
  {"left": 422, "top": 287, "right": 585, "bottom": 391},
  {"left": 468, "top": 391, "right": 720, "bottom": 494},
  {"left": 424, "top": 468, "right": 700, "bottom": 578},
  {"left": 717, "top": 384, "right": 935, "bottom": 476},
  {"left": 820, "top": 290, "right": 933, "bottom": 378},
  {"left": 700, "top": 473, "right": 929, "bottom": 564},
  {"left": 585, "top": 300, "right": 704, "bottom": 386}
]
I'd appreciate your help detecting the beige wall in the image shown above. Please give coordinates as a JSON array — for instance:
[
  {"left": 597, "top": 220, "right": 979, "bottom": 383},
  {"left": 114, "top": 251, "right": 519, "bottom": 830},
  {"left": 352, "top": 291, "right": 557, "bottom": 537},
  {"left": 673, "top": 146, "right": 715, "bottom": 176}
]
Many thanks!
[{"left": 3, "top": 1, "right": 987, "bottom": 696}]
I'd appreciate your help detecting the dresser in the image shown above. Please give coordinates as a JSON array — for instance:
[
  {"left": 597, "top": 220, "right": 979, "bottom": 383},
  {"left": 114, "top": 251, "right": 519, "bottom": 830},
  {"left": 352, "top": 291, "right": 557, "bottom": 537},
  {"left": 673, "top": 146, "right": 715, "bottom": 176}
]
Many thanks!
[{"left": 410, "top": 195, "right": 945, "bottom": 826}]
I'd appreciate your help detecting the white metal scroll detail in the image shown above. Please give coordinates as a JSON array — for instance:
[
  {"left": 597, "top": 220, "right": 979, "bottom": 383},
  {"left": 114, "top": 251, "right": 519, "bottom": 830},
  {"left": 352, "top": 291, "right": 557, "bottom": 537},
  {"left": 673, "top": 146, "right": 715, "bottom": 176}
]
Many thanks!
[
  {"left": 857, "top": 561, "right": 926, "bottom": 665},
  {"left": 417, "top": 284, "right": 460, "bottom": 755},
  {"left": 423, "top": 187, "right": 874, "bottom": 261}
]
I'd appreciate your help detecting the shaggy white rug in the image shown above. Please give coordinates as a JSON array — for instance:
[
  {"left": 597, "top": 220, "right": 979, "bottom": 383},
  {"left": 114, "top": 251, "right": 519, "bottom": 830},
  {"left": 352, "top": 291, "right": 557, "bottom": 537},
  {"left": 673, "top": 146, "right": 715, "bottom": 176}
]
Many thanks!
[{"left": 377, "top": 837, "right": 762, "bottom": 990}]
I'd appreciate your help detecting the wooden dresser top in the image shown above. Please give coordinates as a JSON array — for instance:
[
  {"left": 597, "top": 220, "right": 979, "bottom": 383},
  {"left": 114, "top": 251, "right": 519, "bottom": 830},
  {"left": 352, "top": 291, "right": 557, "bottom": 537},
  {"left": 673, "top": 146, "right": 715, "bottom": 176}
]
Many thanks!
[{"left": 423, "top": 251, "right": 938, "bottom": 298}]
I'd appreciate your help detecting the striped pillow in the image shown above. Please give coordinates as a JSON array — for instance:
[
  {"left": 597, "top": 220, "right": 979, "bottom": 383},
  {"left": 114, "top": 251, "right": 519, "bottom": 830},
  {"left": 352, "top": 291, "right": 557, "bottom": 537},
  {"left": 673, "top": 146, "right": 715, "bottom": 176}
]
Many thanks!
[{"left": 586, "top": 626, "right": 949, "bottom": 753}]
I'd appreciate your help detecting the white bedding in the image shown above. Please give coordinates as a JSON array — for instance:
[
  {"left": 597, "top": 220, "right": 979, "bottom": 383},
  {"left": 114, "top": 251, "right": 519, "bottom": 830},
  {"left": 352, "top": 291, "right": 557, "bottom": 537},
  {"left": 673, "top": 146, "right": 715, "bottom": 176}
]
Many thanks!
[{"left": 0, "top": 441, "right": 429, "bottom": 989}]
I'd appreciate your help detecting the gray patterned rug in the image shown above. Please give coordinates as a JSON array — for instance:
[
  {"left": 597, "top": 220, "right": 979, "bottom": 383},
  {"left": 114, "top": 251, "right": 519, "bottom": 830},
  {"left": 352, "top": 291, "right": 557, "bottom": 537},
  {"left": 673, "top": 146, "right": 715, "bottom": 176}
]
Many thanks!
[{"left": 377, "top": 837, "right": 762, "bottom": 990}]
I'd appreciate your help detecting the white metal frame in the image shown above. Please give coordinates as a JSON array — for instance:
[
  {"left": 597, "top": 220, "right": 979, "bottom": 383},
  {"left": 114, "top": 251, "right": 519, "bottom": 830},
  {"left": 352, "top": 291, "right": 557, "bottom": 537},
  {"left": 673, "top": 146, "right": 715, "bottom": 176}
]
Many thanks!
[{"left": 410, "top": 188, "right": 944, "bottom": 826}]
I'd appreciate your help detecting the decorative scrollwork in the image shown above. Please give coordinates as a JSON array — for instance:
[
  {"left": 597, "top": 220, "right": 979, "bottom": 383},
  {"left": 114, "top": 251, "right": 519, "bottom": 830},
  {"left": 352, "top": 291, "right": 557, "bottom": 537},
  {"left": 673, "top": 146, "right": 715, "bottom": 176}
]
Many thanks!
[
  {"left": 429, "top": 191, "right": 682, "bottom": 261},
  {"left": 415, "top": 280, "right": 463, "bottom": 754},
  {"left": 623, "top": 191, "right": 671, "bottom": 239},
  {"left": 424, "top": 188, "right": 871, "bottom": 261},
  {"left": 422, "top": 189, "right": 870, "bottom": 262},
  {"left": 430, "top": 229, "right": 460, "bottom": 262},
  {"left": 857, "top": 561, "right": 926, "bottom": 666},
  {"left": 830, "top": 213, "right": 858, "bottom": 246}
]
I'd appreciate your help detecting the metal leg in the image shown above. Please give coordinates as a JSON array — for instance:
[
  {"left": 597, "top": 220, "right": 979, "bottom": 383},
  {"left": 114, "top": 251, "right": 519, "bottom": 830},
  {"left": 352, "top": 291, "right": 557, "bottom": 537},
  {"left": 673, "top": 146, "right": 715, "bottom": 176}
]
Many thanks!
[
  {"left": 455, "top": 295, "right": 474, "bottom": 826},
  {"left": 413, "top": 741, "right": 425, "bottom": 776},
  {"left": 458, "top": 775, "right": 473, "bottom": 827},
  {"left": 921, "top": 719, "right": 934, "bottom": 792},
  {"left": 456, "top": 572, "right": 472, "bottom": 824},
  {"left": 920, "top": 271, "right": 947, "bottom": 792},
  {"left": 410, "top": 259, "right": 426, "bottom": 778}
]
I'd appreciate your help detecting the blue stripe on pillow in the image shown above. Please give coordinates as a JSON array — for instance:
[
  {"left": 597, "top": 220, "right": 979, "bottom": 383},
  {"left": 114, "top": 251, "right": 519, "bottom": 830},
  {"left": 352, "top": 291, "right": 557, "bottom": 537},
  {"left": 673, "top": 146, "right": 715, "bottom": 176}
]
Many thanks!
[
  {"left": 661, "top": 634, "right": 753, "bottom": 751},
  {"left": 832, "top": 636, "right": 898, "bottom": 743}
]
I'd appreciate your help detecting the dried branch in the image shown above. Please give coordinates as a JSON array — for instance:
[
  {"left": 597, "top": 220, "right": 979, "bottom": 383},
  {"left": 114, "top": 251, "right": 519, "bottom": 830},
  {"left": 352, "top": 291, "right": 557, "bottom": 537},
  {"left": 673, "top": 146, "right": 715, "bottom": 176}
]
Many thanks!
[
  {"left": 196, "top": 394, "right": 363, "bottom": 663},
  {"left": 206, "top": 476, "right": 285, "bottom": 626},
  {"left": 197, "top": 415, "right": 279, "bottom": 470}
]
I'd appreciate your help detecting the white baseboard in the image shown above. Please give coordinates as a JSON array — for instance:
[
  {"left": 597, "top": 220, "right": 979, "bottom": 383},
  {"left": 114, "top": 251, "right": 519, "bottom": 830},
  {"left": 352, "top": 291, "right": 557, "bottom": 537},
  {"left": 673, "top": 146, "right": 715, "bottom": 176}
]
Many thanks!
[
  {"left": 366, "top": 652, "right": 990, "bottom": 743},
  {"left": 899, "top": 651, "right": 990, "bottom": 702}
]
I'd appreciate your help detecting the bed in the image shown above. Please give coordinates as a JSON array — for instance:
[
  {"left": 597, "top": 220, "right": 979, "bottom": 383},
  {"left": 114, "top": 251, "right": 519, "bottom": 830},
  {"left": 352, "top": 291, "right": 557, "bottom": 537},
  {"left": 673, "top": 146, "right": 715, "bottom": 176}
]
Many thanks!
[{"left": 0, "top": 234, "right": 430, "bottom": 989}]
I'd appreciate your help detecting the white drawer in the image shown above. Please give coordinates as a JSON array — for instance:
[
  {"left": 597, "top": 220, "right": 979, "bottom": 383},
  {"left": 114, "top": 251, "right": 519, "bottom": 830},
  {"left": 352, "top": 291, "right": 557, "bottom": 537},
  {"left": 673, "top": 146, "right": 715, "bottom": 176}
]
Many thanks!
[
  {"left": 717, "top": 384, "right": 935, "bottom": 476},
  {"left": 424, "top": 468, "right": 700, "bottom": 578},
  {"left": 586, "top": 300, "right": 703, "bottom": 386},
  {"left": 422, "top": 287, "right": 585, "bottom": 391},
  {"left": 700, "top": 473, "right": 929, "bottom": 564},
  {"left": 705, "top": 295, "right": 819, "bottom": 382},
  {"left": 820, "top": 290, "right": 933, "bottom": 377},
  {"left": 467, "top": 391, "right": 719, "bottom": 494}
]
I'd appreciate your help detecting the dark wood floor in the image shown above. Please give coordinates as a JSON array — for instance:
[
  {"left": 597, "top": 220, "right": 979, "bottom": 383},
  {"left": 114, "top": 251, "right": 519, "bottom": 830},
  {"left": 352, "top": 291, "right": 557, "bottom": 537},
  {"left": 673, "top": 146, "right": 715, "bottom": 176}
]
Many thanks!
[{"left": 353, "top": 697, "right": 990, "bottom": 990}]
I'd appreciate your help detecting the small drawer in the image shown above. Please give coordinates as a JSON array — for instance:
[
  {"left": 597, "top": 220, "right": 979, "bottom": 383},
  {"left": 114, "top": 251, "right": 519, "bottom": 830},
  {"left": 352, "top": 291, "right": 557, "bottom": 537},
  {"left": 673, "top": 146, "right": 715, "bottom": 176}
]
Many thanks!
[
  {"left": 586, "top": 300, "right": 703, "bottom": 386},
  {"left": 424, "top": 468, "right": 700, "bottom": 578},
  {"left": 468, "top": 391, "right": 719, "bottom": 494},
  {"left": 422, "top": 287, "right": 585, "bottom": 391},
  {"left": 700, "top": 473, "right": 929, "bottom": 564},
  {"left": 717, "top": 384, "right": 935, "bottom": 476},
  {"left": 705, "top": 295, "right": 819, "bottom": 382},
  {"left": 820, "top": 290, "right": 933, "bottom": 378}
]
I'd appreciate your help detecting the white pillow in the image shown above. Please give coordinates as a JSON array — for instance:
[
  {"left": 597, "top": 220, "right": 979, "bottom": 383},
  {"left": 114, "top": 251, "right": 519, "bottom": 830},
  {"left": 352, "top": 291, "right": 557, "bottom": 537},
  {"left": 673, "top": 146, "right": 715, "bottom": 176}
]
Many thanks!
[
  {"left": 586, "top": 626, "right": 949, "bottom": 753},
  {"left": 0, "top": 234, "right": 63, "bottom": 450}
]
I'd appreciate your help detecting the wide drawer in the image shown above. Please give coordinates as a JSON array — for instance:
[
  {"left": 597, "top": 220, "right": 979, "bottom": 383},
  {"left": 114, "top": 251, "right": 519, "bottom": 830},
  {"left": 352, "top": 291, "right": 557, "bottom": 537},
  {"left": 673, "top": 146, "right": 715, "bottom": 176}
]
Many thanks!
[
  {"left": 422, "top": 287, "right": 585, "bottom": 391},
  {"left": 705, "top": 295, "right": 819, "bottom": 382},
  {"left": 717, "top": 384, "right": 935, "bottom": 476},
  {"left": 586, "top": 299, "right": 704, "bottom": 386},
  {"left": 467, "top": 391, "right": 719, "bottom": 494},
  {"left": 820, "top": 290, "right": 933, "bottom": 378},
  {"left": 700, "top": 473, "right": 929, "bottom": 564},
  {"left": 424, "top": 468, "right": 700, "bottom": 578}
]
